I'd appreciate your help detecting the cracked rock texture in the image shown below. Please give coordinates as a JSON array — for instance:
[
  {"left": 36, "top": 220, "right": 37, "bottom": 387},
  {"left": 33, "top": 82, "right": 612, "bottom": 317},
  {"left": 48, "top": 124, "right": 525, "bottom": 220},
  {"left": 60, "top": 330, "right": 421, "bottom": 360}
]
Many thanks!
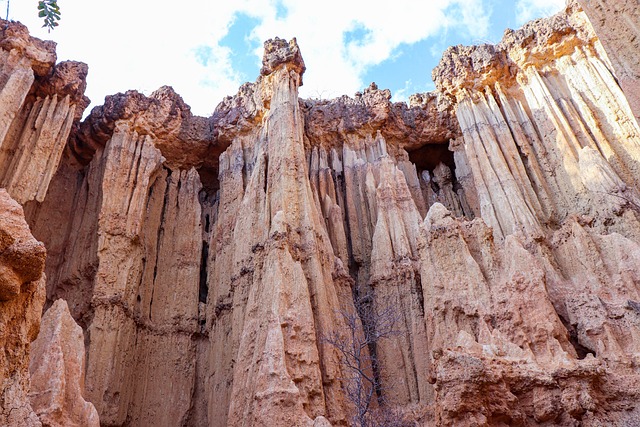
[{"left": 1, "top": 2, "right": 640, "bottom": 427}]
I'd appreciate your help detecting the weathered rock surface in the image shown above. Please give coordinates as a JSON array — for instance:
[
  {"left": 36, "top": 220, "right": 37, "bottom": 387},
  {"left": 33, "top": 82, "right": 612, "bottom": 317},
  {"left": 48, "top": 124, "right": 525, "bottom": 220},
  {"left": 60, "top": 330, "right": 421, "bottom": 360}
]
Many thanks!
[
  {"left": 73, "top": 86, "right": 213, "bottom": 167},
  {"left": 421, "top": 204, "right": 640, "bottom": 426},
  {"left": 434, "top": 1, "right": 640, "bottom": 241},
  {"left": 421, "top": 2, "right": 640, "bottom": 424},
  {"left": 578, "top": 0, "right": 640, "bottom": 121},
  {"left": 302, "top": 82, "right": 459, "bottom": 152},
  {"left": 0, "top": 19, "right": 89, "bottom": 204},
  {"left": 199, "top": 37, "right": 359, "bottom": 427},
  {"left": 0, "top": 189, "right": 46, "bottom": 427},
  {"left": 31, "top": 118, "right": 205, "bottom": 427},
  {"left": 1, "top": 2, "right": 640, "bottom": 426},
  {"left": 29, "top": 299, "right": 99, "bottom": 427}
]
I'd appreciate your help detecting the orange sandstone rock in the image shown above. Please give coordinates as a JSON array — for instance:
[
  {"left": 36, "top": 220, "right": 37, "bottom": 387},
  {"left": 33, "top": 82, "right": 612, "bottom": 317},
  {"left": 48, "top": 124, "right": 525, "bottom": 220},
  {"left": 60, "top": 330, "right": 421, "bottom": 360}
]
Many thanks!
[
  {"left": 0, "top": 189, "right": 46, "bottom": 426},
  {"left": 29, "top": 299, "right": 99, "bottom": 427}
]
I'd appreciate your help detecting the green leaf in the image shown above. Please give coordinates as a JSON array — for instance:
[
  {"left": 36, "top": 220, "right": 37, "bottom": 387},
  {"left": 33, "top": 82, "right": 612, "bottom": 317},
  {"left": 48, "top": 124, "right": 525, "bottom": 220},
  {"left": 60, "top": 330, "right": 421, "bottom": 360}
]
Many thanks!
[{"left": 38, "top": 0, "right": 62, "bottom": 32}]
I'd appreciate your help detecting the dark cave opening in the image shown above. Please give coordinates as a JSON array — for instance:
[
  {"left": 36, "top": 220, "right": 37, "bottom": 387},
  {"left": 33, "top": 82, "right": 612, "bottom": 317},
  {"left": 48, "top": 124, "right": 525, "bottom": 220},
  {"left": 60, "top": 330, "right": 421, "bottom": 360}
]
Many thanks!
[
  {"left": 204, "top": 214, "right": 210, "bottom": 234},
  {"left": 407, "top": 143, "right": 456, "bottom": 176},
  {"left": 197, "top": 165, "right": 220, "bottom": 195},
  {"left": 558, "top": 314, "right": 597, "bottom": 360},
  {"left": 199, "top": 241, "right": 209, "bottom": 304},
  {"left": 406, "top": 142, "right": 472, "bottom": 218},
  {"left": 567, "top": 329, "right": 597, "bottom": 360},
  {"left": 407, "top": 143, "right": 460, "bottom": 197}
]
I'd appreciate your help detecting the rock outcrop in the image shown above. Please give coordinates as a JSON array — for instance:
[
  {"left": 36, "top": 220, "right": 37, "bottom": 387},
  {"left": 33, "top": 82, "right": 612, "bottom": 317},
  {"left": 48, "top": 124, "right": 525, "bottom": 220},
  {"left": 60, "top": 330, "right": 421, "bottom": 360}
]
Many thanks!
[
  {"left": 0, "top": 20, "right": 89, "bottom": 204},
  {"left": 29, "top": 299, "right": 99, "bottom": 427},
  {"left": 422, "top": 204, "right": 640, "bottom": 425},
  {"left": 29, "top": 87, "right": 209, "bottom": 426},
  {"left": 208, "top": 37, "right": 351, "bottom": 427},
  {"left": 1, "top": 1, "right": 640, "bottom": 426},
  {"left": 422, "top": 2, "right": 640, "bottom": 424},
  {"left": 0, "top": 189, "right": 46, "bottom": 427}
]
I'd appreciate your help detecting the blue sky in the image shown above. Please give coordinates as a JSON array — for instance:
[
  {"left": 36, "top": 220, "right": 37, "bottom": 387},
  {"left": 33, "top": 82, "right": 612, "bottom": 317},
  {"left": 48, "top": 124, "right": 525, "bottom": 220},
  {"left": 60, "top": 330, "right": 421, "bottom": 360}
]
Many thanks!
[{"left": 6, "top": 0, "right": 564, "bottom": 116}]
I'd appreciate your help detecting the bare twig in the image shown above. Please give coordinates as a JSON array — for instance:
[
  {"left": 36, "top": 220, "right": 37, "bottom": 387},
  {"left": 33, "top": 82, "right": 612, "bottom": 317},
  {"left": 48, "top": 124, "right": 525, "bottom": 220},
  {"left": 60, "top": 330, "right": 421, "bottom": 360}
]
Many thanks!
[
  {"left": 591, "top": 189, "right": 640, "bottom": 216},
  {"left": 323, "top": 294, "right": 406, "bottom": 427}
]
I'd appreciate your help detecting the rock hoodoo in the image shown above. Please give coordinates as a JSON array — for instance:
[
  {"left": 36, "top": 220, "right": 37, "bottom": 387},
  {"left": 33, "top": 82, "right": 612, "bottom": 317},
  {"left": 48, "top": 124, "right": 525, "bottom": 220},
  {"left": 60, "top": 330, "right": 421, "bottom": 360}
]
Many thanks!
[
  {"left": 29, "top": 299, "right": 99, "bottom": 427},
  {"left": 1, "top": 1, "right": 640, "bottom": 426}
]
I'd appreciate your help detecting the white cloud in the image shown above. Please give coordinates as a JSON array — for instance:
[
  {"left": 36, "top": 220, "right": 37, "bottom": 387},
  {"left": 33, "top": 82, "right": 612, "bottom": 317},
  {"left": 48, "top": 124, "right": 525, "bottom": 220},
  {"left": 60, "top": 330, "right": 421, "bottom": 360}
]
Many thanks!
[
  {"left": 248, "top": 0, "right": 490, "bottom": 102},
  {"left": 5, "top": 0, "right": 490, "bottom": 116},
  {"left": 7, "top": 0, "right": 254, "bottom": 116},
  {"left": 515, "top": 0, "right": 565, "bottom": 25},
  {"left": 392, "top": 79, "right": 434, "bottom": 104}
]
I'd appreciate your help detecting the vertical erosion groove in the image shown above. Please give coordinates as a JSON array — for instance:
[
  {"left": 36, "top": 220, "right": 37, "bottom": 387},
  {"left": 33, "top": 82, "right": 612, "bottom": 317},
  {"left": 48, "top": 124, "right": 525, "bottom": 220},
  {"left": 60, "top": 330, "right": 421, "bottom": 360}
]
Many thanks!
[{"left": 198, "top": 241, "right": 209, "bottom": 304}]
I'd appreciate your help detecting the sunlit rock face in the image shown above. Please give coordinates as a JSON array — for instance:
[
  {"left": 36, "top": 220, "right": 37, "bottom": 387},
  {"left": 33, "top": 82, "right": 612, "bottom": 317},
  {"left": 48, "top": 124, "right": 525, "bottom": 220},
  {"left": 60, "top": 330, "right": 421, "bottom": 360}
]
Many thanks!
[
  {"left": 578, "top": 0, "right": 640, "bottom": 122},
  {"left": 424, "top": 2, "right": 640, "bottom": 424},
  {"left": 1, "top": 1, "right": 640, "bottom": 426},
  {"left": 0, "top": 20, "right": 88, "bottom": 205}
]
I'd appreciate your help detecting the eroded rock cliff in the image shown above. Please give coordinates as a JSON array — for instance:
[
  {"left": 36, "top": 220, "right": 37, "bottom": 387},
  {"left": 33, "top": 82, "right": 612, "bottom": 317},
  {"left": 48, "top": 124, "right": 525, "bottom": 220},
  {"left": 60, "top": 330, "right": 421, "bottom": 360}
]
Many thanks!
[
  {"left": 0, "top": 189, "right": 46, "bottom": 427},
  {"left": 579, "top": 0, "right": 640, "bottom": 121},
  {"left": 0, "top": 20, "right": 88, "bottom": 205},
  {"left": 424, "top": 2, "right": 640, "bottom": 424},
  {"left": 1, "top": 1, "right": 640, "bottom": 426}
]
